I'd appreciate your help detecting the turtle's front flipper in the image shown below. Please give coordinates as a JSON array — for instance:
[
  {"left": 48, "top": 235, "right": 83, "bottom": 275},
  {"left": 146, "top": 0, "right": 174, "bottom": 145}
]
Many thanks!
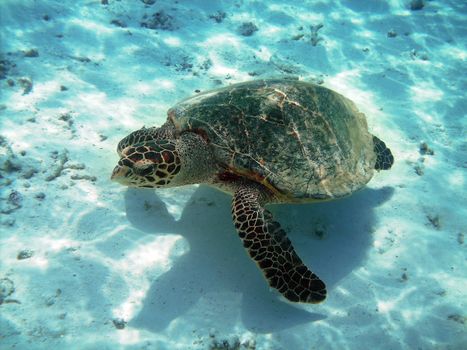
[{"left": 232, "top": 183, "right": 326, "bottom": 303}]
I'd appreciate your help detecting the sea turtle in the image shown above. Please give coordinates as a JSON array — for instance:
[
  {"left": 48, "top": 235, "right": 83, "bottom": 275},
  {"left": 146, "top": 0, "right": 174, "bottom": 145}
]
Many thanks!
[{"left": 111, "top": 78, "right": 394, "bottom": 303}]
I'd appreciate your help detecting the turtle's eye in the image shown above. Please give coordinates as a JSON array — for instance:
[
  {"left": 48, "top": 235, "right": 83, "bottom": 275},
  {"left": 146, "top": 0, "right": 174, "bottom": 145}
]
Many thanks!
[{"left": 134, "top": 163, "right": 155, "bottom": 176}]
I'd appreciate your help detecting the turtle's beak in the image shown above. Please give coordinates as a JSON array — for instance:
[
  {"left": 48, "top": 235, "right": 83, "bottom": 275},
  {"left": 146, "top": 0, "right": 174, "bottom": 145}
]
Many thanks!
[{"left": 111, "top": 165, "right": 130, "bottom": 183}]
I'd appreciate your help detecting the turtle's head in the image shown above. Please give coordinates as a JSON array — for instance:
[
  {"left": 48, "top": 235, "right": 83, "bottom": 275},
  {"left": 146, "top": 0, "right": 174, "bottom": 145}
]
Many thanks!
[
  {"left": 112, "top": 127, "right": 217, "bottom": 188},
  {"left": 111, "top": 128, "right": 181, "bottom": 188}
]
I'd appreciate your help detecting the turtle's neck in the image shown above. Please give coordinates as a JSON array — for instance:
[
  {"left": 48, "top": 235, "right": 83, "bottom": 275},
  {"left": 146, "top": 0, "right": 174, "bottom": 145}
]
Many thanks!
[{"left": 171, "top": 132, "right": 219, "bottom": 186}]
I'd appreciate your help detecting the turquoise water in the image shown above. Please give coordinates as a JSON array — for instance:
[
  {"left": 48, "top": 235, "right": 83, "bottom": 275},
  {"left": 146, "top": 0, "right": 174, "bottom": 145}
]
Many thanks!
[{"left": 1, "top": 1, "right": 466, "bottom": 349}]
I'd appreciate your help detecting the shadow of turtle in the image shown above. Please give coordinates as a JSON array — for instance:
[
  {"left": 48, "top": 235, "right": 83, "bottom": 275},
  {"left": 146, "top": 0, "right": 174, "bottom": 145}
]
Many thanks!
[{"left": 129, "top": 184, "right": 394, "bottom": 333}]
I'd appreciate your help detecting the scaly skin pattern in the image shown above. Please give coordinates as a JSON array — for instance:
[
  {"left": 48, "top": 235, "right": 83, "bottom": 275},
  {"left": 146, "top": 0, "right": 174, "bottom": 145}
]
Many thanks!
[
  {"left": 232, "top": 182, "right": 326, "bottom": 303},
  {"left": 111, "top": 139, "right": 181, "bottom": 188},
  {"left": 373, "top": 136, "right": 394, "bottom": 170}
]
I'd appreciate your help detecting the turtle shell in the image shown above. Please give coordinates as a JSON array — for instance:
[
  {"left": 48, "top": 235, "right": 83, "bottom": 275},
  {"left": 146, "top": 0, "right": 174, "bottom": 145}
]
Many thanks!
[{"left": 168, "top": 79, "right": 376, "bottom": 200}]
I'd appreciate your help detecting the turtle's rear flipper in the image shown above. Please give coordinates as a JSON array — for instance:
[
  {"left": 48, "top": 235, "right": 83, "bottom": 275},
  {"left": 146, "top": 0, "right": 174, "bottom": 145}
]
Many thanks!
[
  {"left": 373, "top": 136, "right": 394, "bottom": 170},
  {"left": 232, "top": 183, "right": 326, "bottom": 303}
]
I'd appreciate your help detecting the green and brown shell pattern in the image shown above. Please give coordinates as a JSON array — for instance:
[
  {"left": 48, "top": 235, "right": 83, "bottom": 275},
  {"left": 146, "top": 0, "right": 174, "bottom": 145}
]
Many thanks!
[{"left": 169, "top": 79, "right": 377, "bottom": 201}]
